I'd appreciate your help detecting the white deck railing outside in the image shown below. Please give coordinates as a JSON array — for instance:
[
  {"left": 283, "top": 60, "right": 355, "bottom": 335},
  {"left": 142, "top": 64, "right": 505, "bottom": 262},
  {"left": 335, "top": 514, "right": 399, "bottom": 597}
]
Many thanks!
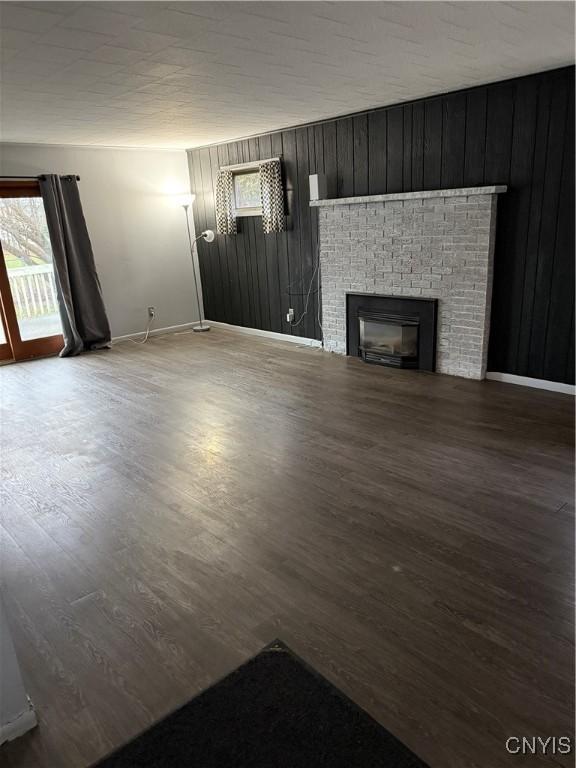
[{"left": 8, "top": 265, "right": 59, "bottom": 319}]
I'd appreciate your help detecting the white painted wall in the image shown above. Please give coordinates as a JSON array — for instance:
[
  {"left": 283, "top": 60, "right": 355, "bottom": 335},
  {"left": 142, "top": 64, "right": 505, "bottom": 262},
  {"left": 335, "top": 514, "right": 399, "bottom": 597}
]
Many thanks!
[
  {"left": 0, "top": 143, "right": 201, "bottom": 337},
  {"left": 0, "top": 597, "right": 36, "bottom": 744}
]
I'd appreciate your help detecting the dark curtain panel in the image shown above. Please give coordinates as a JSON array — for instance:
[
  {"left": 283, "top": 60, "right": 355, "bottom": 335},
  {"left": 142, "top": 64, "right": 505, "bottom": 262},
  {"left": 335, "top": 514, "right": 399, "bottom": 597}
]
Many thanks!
[{"left": 40, "top": 174, "right": 111, "bottom": 357}]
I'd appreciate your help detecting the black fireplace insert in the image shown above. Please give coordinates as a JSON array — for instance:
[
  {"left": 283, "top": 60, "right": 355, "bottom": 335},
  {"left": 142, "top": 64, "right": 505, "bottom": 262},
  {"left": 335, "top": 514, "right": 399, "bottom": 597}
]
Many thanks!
[{"left": 347, "top": 294, "right": 438, "bottom": 372}]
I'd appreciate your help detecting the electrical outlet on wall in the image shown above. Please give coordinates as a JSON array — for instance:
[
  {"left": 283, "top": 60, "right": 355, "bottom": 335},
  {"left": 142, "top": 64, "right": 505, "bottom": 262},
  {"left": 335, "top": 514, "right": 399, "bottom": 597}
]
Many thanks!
[
  {"left": 287, "top": 308, "right": 295, "bottom": 322},
  {"left": 148, "top": 306, "right": 156, "bottom": 319}
]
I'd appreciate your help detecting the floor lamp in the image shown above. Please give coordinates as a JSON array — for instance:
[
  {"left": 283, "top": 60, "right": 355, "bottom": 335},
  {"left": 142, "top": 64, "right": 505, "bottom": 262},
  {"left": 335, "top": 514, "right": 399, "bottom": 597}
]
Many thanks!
[{"left": 182, "top": 200, "right": 214, "bottom": 332}]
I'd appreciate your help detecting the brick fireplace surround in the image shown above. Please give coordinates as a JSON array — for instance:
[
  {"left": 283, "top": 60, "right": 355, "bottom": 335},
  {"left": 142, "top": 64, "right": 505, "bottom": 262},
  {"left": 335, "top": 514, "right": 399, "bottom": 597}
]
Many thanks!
[{"left": 311, "top": 186, "right": 506, "bottom": 380}]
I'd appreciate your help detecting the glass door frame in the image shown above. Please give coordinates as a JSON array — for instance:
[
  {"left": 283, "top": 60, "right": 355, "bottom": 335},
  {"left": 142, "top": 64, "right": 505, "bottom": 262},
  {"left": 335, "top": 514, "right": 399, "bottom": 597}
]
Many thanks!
[
  {"left": 0, "top": 180, "right": 64, "bottom": 361},
  {"left": 0, "top": 292, "right": 13, "bottom": 361}
]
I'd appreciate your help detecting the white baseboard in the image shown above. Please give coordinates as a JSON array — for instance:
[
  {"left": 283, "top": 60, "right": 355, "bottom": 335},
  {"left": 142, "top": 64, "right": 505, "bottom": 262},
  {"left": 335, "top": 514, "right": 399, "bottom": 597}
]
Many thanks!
[
  {"left": 208, "top": 320, "right": 323, "bottom": 348},
  {"left": 112, "top": 321, "right": 201, "bottom": 343},
  {"left": 0, "top": 707, "right": 37, "bottom": 745},
  {"left": 486, "top": 371, "right": 575, "bottom": 395},
  {"left": 109, "top": 329, "right": 573, "bottom": 393}
]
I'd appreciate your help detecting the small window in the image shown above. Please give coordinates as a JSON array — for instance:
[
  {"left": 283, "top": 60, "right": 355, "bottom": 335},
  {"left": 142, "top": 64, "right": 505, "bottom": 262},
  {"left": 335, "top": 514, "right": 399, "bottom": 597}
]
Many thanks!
[{"left": 233, "top": 168, "right": 261, "bottom": 217}]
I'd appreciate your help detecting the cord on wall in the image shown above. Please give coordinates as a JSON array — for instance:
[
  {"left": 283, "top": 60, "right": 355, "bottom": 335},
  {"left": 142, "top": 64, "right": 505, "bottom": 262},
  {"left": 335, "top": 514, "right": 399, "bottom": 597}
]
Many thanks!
[
  {"left": 129, "top": 315, "right": 154, "bottom": 344},
  {"left": 288, "top": 213, "right": 323, "bottom": 344},
  {"left": 112, "top": 308, "right": 155, "bottom": 346},
  {"left": 289, "top": 260, "right": 319, "bottom": 328}
]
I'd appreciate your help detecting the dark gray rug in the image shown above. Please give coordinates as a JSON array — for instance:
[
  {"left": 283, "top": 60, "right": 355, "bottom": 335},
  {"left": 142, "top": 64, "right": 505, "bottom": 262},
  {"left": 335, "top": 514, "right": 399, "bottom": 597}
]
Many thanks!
[{"left": 94, "top": 639, "right": 430, "bottom": 767}]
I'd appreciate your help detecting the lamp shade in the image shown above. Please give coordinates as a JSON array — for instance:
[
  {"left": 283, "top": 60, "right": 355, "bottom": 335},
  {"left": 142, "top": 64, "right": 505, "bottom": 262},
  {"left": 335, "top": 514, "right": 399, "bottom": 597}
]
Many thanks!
[{"left": 175, "top": 193, "right": 195, "bottom": 208}]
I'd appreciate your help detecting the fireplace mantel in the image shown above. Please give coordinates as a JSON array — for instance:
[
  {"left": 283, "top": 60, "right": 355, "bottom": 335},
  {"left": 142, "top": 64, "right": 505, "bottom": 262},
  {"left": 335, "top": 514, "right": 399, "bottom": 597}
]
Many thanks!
[{"left": 310, "top": 185, "right": 507, "bottom": 208}]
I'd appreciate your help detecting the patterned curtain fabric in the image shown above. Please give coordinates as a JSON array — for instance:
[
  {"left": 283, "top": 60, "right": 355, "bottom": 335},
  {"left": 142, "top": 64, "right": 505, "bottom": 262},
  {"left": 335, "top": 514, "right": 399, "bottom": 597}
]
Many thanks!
[
  {"left": 259, "top": 159, "right": 286, "bottom": 234},
  {"left": 215, "top": 169, "right": 237, "bottom": 235}
]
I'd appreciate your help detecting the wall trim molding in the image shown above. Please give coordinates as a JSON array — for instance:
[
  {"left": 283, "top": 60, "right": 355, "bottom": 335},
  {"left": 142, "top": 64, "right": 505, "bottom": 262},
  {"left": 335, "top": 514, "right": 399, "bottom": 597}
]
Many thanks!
[
  {"left": 486, "top": 372, "right": 575, "bottom": 395},
  {"left": 113, "top": 321, "right": 322, "bottom": 348},
  {"left": 112, "top": 322, "right": 200, "bottom": 343},
  {"left": 208, "top": 321, "right": 322, "bottom": 347},
  {"left": 0, "top": 141, "right": 183, "bottom": 153},
  {"left": 111, "top": 325, "right": 574, "bottom": 391},
  {"left": 0, "top": 707, "right": 37, "bottom": 746}
]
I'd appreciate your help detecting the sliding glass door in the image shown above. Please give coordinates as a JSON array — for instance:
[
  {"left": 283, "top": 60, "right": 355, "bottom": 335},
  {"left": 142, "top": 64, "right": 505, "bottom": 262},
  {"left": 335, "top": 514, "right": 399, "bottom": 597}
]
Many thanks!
[{"left": 0, "top": 181, "right": 63, "bottom": 362}]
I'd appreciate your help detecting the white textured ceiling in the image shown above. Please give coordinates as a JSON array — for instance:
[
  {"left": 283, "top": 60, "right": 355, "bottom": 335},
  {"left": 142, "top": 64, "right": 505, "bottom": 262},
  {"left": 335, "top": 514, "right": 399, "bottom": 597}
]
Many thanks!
[{"left": 0, "top": 1, "right": 574, "bottom": 149}]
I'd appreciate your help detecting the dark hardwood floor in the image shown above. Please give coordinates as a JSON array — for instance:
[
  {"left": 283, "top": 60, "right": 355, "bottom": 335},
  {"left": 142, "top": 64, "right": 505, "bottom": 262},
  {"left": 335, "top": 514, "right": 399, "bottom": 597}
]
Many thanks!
[{"left": 1, "top": 328, "right": 573, "bottom": 768}]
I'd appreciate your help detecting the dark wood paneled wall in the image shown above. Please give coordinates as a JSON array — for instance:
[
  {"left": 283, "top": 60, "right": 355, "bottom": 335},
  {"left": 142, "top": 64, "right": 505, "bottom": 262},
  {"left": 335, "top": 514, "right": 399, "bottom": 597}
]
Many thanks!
[{"left": 188, "top": 66, "right": 574, "bottom": 384}]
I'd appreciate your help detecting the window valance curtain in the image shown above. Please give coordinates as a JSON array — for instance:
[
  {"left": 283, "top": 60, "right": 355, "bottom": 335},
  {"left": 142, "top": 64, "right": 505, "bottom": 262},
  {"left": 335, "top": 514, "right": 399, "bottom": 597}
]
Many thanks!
[
  {"left": 215, "top": 169, "right": 237, "bottom": 235},
  {"left": 40, "top": 174, "right": 111, "bottom": 357},
  {"left": 259, "top": 159, "right": 286, "bottom": 234}
]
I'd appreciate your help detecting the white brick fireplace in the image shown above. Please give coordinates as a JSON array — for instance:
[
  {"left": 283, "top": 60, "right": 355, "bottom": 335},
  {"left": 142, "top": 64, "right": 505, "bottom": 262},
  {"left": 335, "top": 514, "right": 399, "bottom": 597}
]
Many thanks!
[{"left": 311, "top": 186, "right": 506, "bottom": 379}]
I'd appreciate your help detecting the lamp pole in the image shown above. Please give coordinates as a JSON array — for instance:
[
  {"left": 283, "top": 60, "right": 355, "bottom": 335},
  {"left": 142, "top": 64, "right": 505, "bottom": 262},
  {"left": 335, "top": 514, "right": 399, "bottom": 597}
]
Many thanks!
[{"left": 183, "top": 204, "right": 212, "bottom": 332}]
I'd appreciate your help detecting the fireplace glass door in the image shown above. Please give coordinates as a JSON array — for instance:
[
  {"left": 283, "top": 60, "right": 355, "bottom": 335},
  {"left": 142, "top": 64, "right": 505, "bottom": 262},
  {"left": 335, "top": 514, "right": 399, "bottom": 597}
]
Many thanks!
[
  {"left": 347, "top": 295, "right": 437, "bottom": 372},
  {"left": 358, "top": 310, "right": 419, "bottom": 368}
]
